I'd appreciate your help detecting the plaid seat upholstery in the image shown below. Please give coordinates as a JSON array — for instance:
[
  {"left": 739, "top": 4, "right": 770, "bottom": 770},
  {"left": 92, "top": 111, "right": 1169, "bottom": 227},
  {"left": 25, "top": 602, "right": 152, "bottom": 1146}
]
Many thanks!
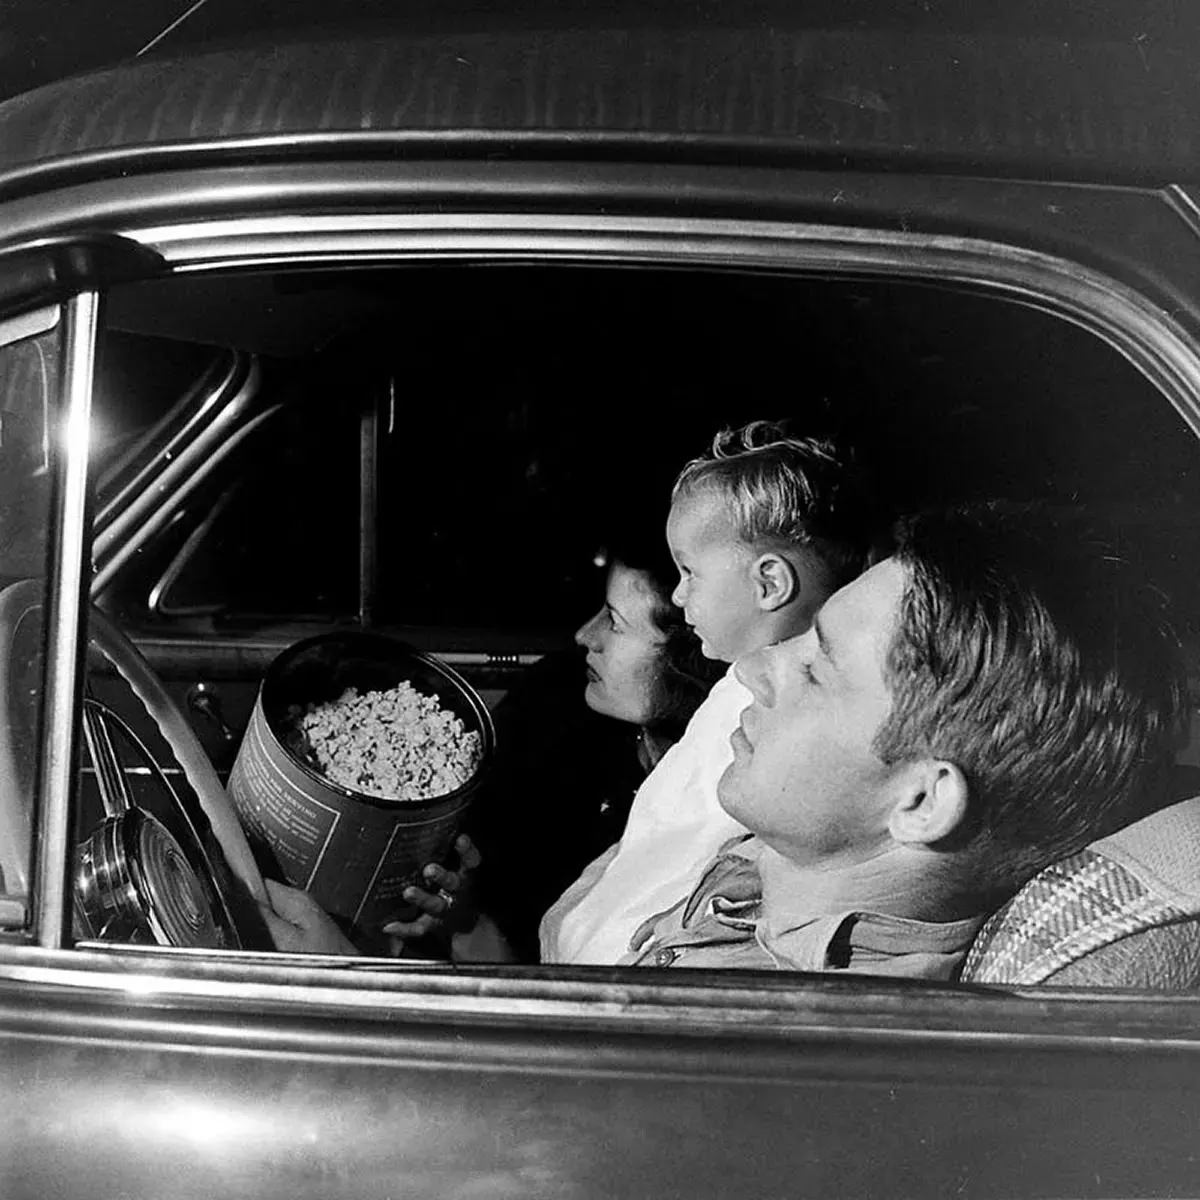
[{"left": 962, "top": 796, "right": 1200, "bottom": 987}]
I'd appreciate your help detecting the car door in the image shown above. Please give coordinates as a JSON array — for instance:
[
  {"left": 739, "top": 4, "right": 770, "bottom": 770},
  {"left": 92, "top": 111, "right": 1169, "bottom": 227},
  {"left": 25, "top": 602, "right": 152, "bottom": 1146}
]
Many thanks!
[{"left": 7, "top": 17, "right": 1200, "bottom": 1200}]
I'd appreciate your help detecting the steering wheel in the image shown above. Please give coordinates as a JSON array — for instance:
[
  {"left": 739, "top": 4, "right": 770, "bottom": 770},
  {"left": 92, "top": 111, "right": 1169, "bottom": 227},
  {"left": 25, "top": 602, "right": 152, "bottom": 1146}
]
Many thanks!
[{"left": 0, "top": 579, "right": 269, "bottom": 948}]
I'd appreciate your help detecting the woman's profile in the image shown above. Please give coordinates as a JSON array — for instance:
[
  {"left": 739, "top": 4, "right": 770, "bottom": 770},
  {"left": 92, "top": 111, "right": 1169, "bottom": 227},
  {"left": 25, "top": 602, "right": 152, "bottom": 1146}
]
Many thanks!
[{"left": 464, "top": 515, "right": 724, "bottom": 960}]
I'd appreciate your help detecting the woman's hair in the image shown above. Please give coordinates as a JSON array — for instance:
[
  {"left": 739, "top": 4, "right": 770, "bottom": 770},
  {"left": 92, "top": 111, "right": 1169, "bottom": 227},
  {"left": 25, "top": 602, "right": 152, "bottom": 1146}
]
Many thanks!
[{"left": 599, "top": 514, "right": 725, "bottom": 741}]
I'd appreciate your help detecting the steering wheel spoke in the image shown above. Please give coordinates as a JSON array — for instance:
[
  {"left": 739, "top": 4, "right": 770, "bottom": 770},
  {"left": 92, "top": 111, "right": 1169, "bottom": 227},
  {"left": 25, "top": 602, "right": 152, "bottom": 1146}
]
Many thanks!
[{"left": 82, "top": 696, "right": 134, "bottom": 816}]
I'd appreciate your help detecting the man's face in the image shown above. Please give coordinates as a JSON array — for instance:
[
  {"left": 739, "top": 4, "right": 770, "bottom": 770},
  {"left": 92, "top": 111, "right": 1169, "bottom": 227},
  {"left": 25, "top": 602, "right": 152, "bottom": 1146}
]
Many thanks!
[
  {"left": 666, "top": 488, "right": 759, "bottom": 662},
  {"left": 718, "top": 558, "right": 908, "bottom": 867}
]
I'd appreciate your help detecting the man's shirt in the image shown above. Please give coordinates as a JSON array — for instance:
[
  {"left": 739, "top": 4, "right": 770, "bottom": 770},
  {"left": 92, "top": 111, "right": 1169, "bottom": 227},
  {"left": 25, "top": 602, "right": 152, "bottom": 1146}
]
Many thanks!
[
  {"left": 619, "top": 837, "right": 986, "bottom": 978},
  {"left": 540, "top": 665, "right": 751, "bottom": 964}
]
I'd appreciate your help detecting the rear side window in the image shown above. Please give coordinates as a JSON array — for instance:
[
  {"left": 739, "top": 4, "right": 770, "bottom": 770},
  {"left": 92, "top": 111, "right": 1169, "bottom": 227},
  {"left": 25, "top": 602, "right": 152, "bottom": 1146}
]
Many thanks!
[
  {"left": 0, "top": 310, "right": 57, "bottom": 581},
  {"left": 0, "top": 307, "right": 61, "bottom": 915}
]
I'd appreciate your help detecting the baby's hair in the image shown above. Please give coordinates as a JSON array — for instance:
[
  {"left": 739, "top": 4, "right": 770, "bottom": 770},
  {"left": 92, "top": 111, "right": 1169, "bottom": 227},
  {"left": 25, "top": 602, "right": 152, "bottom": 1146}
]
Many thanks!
[{"left": 672, "top": 419, "right": 875, "bottom": 588}]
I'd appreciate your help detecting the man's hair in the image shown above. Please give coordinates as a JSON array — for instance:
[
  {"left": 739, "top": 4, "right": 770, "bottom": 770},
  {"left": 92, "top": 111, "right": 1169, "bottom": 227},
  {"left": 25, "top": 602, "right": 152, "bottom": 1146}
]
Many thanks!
[
  {"left": 876, "top": 505, "right": 1187, "bottom": 895},
  {"left": 671, "top": 420, "right": 876, "bottom": 591}
]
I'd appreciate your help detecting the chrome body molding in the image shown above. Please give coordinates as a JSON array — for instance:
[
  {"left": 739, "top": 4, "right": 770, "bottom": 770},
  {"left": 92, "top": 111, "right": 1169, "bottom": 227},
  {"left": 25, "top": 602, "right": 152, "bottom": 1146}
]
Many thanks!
[{"left": 2, "top": 940, "right": 1200, "bottom": 1049}]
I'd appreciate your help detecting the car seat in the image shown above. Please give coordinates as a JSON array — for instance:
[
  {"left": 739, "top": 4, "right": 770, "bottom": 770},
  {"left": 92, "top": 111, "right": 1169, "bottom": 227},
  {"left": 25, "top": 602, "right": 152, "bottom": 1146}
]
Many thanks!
[{"left": 961, "top": 793, "right": 1200, "bottom": 990}]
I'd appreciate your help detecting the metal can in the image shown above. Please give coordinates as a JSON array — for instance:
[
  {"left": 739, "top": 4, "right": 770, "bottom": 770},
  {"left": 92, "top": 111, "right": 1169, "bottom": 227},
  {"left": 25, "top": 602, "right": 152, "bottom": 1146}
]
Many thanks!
[{"left": 228, "top": 632, "right": 494, "bottom": 934}]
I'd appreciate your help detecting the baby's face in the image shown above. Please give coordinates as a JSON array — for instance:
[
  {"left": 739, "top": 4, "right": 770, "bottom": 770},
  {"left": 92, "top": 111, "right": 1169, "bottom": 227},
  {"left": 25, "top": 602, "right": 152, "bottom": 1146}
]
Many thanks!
[{"left": 666, "top": 490, "right": 759, "bottom": 662}]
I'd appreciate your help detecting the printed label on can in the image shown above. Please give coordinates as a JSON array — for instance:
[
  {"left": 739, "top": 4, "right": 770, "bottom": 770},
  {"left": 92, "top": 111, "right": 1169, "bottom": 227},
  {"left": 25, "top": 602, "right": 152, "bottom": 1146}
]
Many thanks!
[
  {"left": 351, "top": 815, "right": 461, "bottom": 925},
  {"left": 227, "top": 711, "right": 341, "bottom": 889}
]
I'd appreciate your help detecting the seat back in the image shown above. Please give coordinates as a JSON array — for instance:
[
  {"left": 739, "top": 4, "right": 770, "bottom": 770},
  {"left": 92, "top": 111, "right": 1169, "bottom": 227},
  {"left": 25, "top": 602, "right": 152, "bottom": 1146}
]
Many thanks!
[{"left": 962, "top": 795, "right": 1200, "bottom": 988}]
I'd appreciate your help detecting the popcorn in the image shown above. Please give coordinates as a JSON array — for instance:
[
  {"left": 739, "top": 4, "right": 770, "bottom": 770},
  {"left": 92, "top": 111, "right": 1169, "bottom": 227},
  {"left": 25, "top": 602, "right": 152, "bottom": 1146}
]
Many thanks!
[{"left": 285, "top": 682, "right": 482, "bottom": 802}]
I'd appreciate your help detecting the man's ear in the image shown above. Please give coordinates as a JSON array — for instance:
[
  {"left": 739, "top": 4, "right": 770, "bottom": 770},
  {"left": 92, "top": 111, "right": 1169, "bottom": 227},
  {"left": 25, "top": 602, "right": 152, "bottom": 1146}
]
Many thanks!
[
  {"left": 888, "top": 761, "right": 969, "bottom": 846},
  {"left": 750, "top": 553, "right": 798, "bottom": 612}
]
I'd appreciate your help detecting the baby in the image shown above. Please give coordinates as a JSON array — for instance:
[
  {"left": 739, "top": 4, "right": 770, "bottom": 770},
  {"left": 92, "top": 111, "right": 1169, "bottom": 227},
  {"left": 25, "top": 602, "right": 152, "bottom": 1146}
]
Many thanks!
[{"left": 540, "top": 420, "right": 877, "bottom": 964}]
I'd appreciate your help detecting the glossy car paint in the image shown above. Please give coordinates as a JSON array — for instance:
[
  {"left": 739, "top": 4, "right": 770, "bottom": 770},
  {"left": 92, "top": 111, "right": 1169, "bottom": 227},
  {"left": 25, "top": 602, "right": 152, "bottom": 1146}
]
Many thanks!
[{"left": 5, "top": 945, "right": 1200, "bottom": 1198}]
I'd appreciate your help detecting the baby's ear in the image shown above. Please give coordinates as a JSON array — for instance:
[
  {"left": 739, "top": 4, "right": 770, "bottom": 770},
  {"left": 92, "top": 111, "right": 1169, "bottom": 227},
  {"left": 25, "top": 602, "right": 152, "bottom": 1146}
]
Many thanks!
[{"left": 751, "top": 553, "right": 798, "bottom": 611}]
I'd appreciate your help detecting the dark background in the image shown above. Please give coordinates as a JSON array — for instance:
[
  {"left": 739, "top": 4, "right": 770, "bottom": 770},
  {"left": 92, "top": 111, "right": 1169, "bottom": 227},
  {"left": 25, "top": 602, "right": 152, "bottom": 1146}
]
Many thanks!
[{"left": 1, "top": 0, "right": 1190, "bottom": 104}]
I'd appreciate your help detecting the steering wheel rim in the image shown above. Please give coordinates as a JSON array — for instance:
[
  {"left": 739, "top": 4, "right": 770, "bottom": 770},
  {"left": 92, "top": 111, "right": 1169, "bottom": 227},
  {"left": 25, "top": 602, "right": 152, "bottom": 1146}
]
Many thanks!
[{"left": 0, "top": 579, "right": 268, "bottom": 934}]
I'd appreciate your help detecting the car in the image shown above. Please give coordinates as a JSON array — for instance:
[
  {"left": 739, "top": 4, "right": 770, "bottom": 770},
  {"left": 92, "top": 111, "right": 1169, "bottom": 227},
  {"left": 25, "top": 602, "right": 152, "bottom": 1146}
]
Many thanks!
[{"left": 3, "top": 3, "right": 1200, "bottom": 1196}]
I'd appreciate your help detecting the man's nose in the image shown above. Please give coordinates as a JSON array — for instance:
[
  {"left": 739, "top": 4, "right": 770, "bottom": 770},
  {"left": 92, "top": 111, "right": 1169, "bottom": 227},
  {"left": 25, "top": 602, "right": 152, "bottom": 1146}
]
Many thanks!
[{"left": 670, "top": 577, "right": 686, "bottom": 607}]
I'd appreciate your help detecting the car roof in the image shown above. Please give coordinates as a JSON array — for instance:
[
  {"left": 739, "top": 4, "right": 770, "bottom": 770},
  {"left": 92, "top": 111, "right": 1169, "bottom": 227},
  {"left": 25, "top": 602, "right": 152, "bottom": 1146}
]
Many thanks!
[
  {"left": 1, "top": 0, "right": 1189, "bottom": 94},
  {"left": 1, "top": 0, "right": 1198, "bottom": 188}
]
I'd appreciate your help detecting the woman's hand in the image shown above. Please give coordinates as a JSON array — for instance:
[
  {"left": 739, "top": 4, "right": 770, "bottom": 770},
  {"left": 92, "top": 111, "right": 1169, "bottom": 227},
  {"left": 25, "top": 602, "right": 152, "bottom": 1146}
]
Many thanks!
[
  {"left": 383, "top": 834, "right": 482, "bottom": 944},
  {"left": 258, "top": 878, "right": 359, "bottom": 956}
]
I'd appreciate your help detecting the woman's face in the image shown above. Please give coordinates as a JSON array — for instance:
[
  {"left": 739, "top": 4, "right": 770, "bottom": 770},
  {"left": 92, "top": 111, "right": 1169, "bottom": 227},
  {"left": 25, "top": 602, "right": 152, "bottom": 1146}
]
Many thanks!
[{"left": 575, "top": 562, "right": 668, "bottom": 726}]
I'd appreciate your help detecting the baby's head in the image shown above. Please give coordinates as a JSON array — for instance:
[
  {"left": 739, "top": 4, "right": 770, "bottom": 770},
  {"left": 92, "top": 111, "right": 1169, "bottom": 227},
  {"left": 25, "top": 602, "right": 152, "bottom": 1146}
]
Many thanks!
[{"left": 667, "top": 421, "right": 874, "bottom": 662}]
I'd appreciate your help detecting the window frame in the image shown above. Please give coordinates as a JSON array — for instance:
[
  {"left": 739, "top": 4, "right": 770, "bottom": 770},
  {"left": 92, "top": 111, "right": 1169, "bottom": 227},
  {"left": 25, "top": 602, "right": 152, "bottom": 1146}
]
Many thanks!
[{"left": 9, "top": 200, "right": 1200, "bottom": 1038}]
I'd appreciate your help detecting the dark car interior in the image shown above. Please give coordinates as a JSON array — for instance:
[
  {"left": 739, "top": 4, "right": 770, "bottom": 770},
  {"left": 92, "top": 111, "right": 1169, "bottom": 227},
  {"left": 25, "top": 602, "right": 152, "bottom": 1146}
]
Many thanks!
[{"left": 99, "top": 264, "right": 1200, "bottom": 633}]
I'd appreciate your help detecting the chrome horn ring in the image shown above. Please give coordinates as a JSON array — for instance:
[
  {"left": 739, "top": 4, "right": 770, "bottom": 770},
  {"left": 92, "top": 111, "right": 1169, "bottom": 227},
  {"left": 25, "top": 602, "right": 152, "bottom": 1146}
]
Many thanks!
[{"left": 75, "top": 807, "right": 219, "bottom": 947}]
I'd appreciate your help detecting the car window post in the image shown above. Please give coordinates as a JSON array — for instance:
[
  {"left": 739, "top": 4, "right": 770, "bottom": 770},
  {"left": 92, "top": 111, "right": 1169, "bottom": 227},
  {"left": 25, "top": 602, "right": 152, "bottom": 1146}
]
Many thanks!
[{"left": 33, "top": 290, "right": 99, "bottom": 950}]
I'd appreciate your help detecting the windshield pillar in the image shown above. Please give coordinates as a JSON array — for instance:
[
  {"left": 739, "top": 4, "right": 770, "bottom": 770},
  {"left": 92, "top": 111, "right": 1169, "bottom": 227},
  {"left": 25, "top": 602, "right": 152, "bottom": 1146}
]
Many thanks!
[{"left": 33, "top": 290, "right": 99, "bottom": 950}]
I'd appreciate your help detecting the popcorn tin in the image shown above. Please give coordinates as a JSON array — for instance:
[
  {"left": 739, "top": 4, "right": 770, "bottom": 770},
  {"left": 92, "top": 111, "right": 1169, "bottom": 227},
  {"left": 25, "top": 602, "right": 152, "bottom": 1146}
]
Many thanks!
[{"left": 228, "top": 631, "right": 495, "bottom": 933}]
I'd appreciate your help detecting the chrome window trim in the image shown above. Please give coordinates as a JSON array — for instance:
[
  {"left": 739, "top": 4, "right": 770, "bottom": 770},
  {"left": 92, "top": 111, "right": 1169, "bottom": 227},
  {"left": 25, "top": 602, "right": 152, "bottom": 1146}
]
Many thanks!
[
  {"left": 5, "top": 938, "right": 1200, "bottom": 1044},
  {"left": 125, "top": 212, "right": 1200, "bottom": 435},
  {"left": 34, "top": 291, "right": 99, "bottom": 950}
]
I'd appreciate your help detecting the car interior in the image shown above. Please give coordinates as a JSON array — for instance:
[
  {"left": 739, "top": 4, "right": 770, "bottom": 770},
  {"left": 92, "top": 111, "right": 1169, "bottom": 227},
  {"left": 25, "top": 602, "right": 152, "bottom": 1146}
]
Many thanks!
[{"left": 5, "top": 259, "right": 1200, "bottom": 984}]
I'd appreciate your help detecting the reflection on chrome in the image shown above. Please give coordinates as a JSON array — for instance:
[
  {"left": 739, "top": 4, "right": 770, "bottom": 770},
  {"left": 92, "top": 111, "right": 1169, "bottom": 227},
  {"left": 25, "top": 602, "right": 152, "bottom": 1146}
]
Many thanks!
[{"left": 75, "top": 810, "right": 218, "bottom": 948}]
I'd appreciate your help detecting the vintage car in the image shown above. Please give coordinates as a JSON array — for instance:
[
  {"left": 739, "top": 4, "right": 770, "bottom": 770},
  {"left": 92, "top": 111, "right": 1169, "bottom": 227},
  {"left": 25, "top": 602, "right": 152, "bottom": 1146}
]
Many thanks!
[{"left": 3, "top": 3, "right": 1200, "bottom": 1196}]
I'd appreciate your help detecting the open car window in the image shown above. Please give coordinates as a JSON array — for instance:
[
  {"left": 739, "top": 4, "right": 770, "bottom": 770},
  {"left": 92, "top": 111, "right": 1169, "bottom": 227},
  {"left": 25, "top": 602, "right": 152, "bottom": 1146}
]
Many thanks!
[
  {"left": 72, "top": 258, "right": 1200, "bottom": 983},
  {"left": 102, "top": 265, "right": 1200, "bottom": 636}
]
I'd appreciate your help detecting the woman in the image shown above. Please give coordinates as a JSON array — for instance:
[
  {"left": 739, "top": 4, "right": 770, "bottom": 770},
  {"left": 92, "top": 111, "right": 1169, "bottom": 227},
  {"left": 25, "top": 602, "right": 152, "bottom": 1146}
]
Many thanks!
[
  {"left": 388, "top": 517, "right": 722, "bottom": 962},
  {"left": 577, "top": 522, "right": 722, "bottom": 770}
]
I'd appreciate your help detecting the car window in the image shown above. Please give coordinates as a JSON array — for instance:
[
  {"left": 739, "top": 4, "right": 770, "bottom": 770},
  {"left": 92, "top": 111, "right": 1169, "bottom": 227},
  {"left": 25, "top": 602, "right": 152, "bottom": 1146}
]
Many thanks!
[
  {"left": 104, "top": 266, "right": 1200, "bottom": 638},
  {"left": 0, "top": 306, "right": 60, "bottom": 918},
  {"left": 87, "top": 262, "right": 1200, "bottom": 978}
]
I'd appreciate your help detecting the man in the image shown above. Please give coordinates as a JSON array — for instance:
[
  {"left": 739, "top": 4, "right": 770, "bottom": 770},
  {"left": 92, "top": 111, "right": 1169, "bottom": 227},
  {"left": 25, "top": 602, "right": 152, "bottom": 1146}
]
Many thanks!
[{"left": 620, "top": 506, "right": 1185, "bottom": 977}]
